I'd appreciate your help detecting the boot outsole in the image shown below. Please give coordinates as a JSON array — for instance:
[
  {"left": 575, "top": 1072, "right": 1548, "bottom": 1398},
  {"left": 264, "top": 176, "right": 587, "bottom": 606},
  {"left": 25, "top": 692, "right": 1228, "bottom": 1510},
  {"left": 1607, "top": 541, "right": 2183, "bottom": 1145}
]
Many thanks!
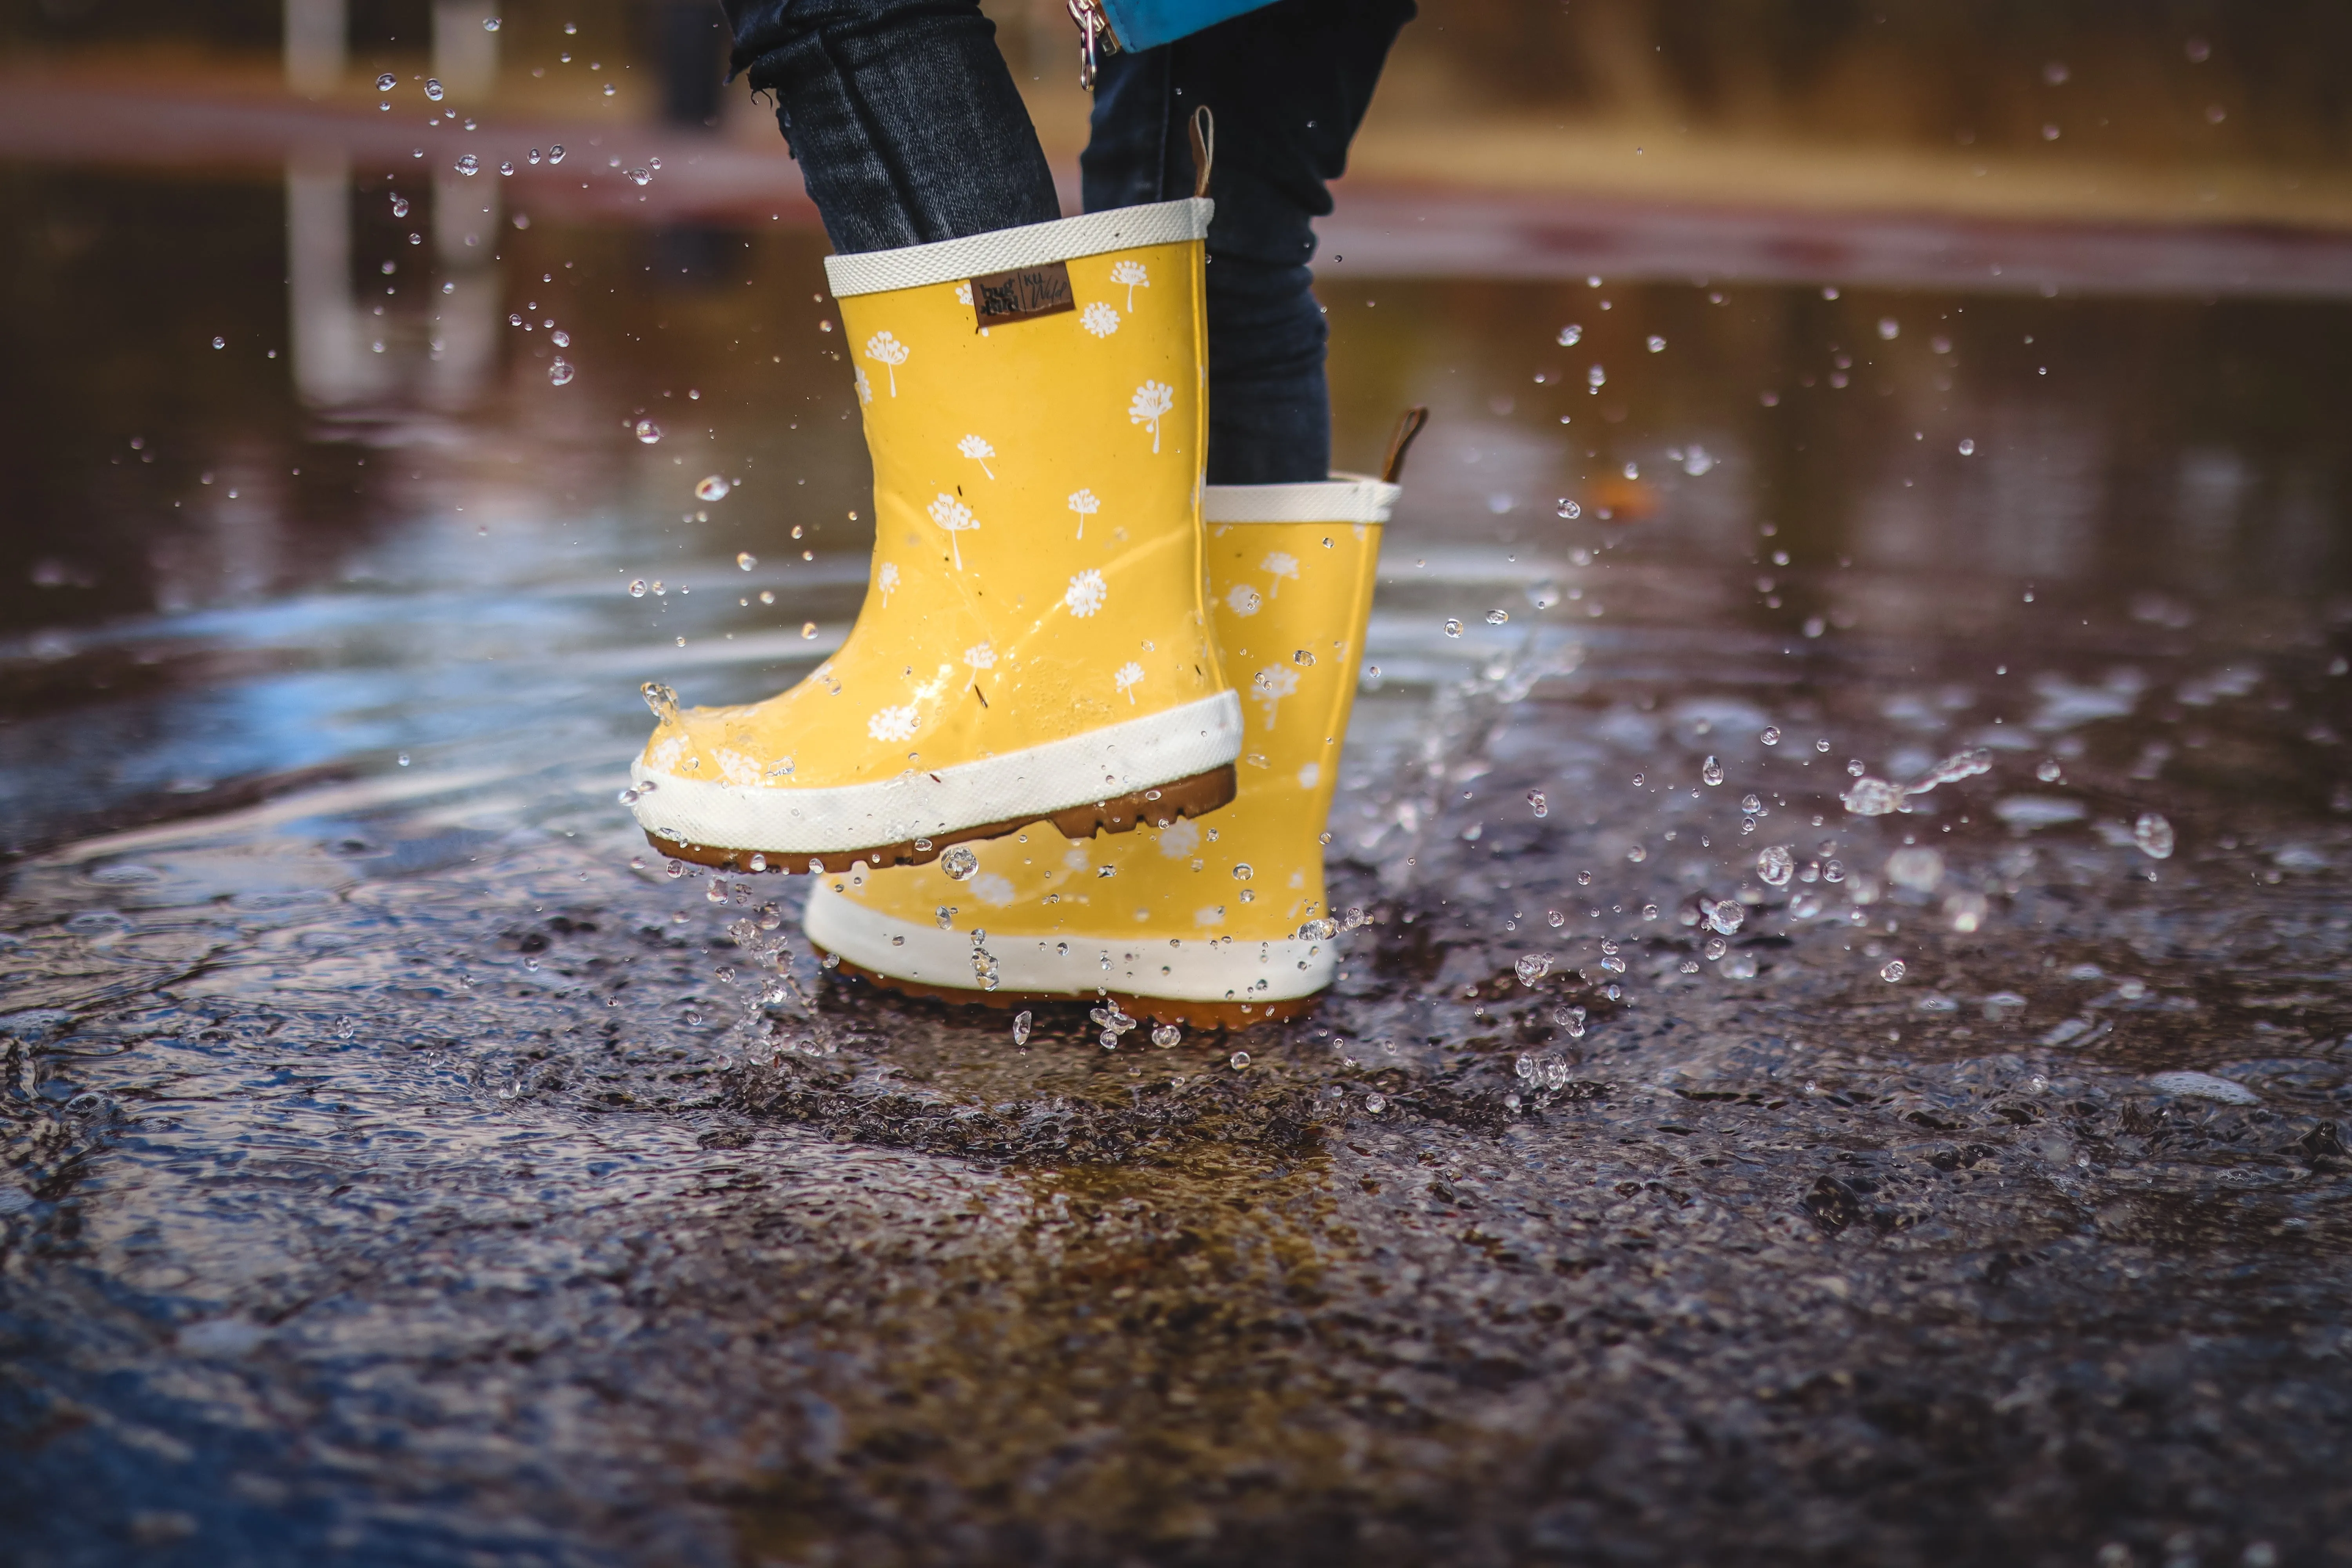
[
  {"left": 818, "top": 953, "right": 1324, "bottom": 1033},
  {"left": 644, "top": 763, "right": 1237, "bottom": 876}
]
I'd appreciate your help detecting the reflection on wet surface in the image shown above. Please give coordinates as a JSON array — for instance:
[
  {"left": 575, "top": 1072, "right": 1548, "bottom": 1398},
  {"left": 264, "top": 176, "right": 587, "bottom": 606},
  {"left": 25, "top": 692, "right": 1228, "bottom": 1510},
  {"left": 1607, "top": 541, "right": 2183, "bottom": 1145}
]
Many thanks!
[{"left": 4, "top": 163, "right": 2351, "bottom": 1565}]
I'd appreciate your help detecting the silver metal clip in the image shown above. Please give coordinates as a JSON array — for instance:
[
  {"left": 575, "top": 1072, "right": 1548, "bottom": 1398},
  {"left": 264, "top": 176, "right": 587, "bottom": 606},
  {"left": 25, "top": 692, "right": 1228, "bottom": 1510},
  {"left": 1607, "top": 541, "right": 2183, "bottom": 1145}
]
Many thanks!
[{"left": 1066, "top": 0, "right": 1109, "bottom": 93}]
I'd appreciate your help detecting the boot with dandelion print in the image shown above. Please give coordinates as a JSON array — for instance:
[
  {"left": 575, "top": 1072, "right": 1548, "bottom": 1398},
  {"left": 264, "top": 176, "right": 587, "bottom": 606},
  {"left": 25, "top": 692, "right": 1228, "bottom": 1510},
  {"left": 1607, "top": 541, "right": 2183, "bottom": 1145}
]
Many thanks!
[
  {"left": 802, "top": 412, "right": 1425, "bottom": 1027},
  {"left": 627, "top": 122, "right": 1241, "bottom": 874}
]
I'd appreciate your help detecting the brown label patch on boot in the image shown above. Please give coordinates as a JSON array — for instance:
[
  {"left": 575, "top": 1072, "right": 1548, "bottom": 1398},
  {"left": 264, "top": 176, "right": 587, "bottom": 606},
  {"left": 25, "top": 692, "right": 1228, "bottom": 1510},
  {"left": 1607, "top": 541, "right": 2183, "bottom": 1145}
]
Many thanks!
[{"left": 970, "top": 262, "right": 1074, "bottom": 328}]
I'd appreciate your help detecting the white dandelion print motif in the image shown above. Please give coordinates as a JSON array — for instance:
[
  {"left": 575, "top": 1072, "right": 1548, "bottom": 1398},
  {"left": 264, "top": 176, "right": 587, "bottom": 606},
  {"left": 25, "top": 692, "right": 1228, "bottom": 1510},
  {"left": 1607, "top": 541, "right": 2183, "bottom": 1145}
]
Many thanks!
[
  {"left": 864, "top": 330, "right": 908, "bottom": 396},
  {"left": 877, "top": 561, "right": 900, "bottom": 604},
  {"left": 867, "top": 705, "right": 918, "bottom": 742},
  {"left": 648, "top": 734, "right": 688, "bottom": 771},
  {"left": 1080, "top": 302, "right": 1120, "bottom": 338},
  {"left": 957, "top": 434, "right": 996, "bottom": 478},
  {"left": 1113, "top": 661, "right": 1144, "bottom": 703},
  {"left": 1063, "top": 568, "right": 1107, "bottom": 618},
  {"left": 1155, "top": 817, "right": 1200, "bottom": 858},
  {"left": 1129, "top": 380, "right": 1174, "bottom": 453},
  {"left": 927, "top": 493, "right": 980, "bottom": 570},
  {"left": 954, "top": 281, "right": 973, "bottom": 306},
  {"left": 1109, "top": 259, "right": 1149, "bottom": 311},
  {"left": 1250, "top": 663, "right": 1300, "bottom": 724},
  {"left": 963, "top": 642, "right": 996, "bottom": 670},
  {"left": 1260, "top": 551, "right": 1299, "bottom": 595},
  {"left": 1225, "top": 583, "right": 1263, "bottom": 617},
  {"left": 1067, "top": 488, "right": 1099, "bottom": 539},
  {"left": 715, "top": 748, "right": 761, "bottom": 786},
  {"left": 853, "top": 366, "right": 873, "bottom": 407}
]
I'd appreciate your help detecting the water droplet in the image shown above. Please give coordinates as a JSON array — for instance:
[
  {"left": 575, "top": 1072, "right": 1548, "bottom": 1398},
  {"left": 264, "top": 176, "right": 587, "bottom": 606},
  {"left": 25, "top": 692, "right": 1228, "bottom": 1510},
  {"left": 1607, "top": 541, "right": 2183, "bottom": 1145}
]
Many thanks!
[
  {"left": 1152, "top": 1022, "right": 1181, "bottom": 1048},
  {"left": 1292, "top": 648, "right": 1315, "bottom": 666},
  {"left": 1842, "top": 777, "right": 1907, "bottom": 816},
  {"left": 1646, "top": 334, "right": 1666, "bottom": 352},
  {"left": 641, "top": 681, "right": 679, "bottom": 722},
  {"left": 1555, "top": 499, "right": 1581, "bottom": 519},
  {"left": 211, "top": 336, "right": 225, "bottom": 350},
  {"left": 1882, "top": 960, "right": 1907, "bottom": 982},
  {"left": 1958, "top": 438, "right": 1976, "bottom": 456},
  {"left": 1760, "top": 726, "right": 1781, "bottom": 746},
  {"left": 696, "top": 474, "right": 732, "bottom": 502},
  {"left": 1703, "top": 936, "right": 1728, "bottom": 960},
  {"left": 1556, "top": 324, "right": 1582, "bottom": 346},
  {"left": 1555, "top": 1005, "right": 1587, "bottom": 1037},
  {"left": 1815, "top": 739, "right": 1831, "bottom": 753},
  {"left": 736, "top": 552, "right": 757, "bottom": 571},
  {"left": 395, "top": 752, "right": 410, "bottom": 767},
  {"left": 1549, "top": 909, "right": 1566, "bottom": 926},
  {"left": 483, "top": 15, "right": 501, "bottom": 29},
  {"left": 1443, "top": 618, "right": 1464, "bottom": 637},
  {"left": 1587, "top": 365, "right": 1606, "bottom": 390},
  {"left": 548, "top": 358, "right": 575, "bottom": 386},
  {"left": 634, "top": 419, "right": 662, "bottom": 444},
  {"left": 2036, "top": 759, "right": 2063, "bottom": 782},
  {"left": 627, "top": 579, "right": 647, "bottom": 597},
  {"left": 423, "top": 78, "right": 445, "bottom": 100},
  {"left": 1757, "top": 845, "right": 1795, "bottom": 886},
  {"left": 1706, "top": 899, "right": 1744, "bottom": 935},
  {"left": 1527, "top": 790, "right": 1548, "bottom": 818},
  {"left": 377, "top": 72, "right": 398, "bottom": 91},
  {"left": 800, "top": 621, "right": 817, "bottom": 639},
  {"left": 617, "top": 786, "right": 639, "bottom": 804},
  {"left": 1626, "top": 844, "right": 1648, "bottom": 863},
  {"left": 1877, "top": 317, "right": 1900, "bottom": 340},
  {"left": 1229, "top": 1050, "right": 1250, "bottom": 1070},
  {"left": 1701, "top": 755, "right": 1725, "bottom": 786},
  {"left": 1722, "top": 951, "right": 1759, "bottom": 979},
  {"left": 549, "top": 144, "right": 566, "bottom": 164},
  {"left": 626, "top": 167, "right": 652, "bottom": 186},
  {"left": 1485, "top": 609, "right": 1509, "bottom": 625},
  {"left": 1232, "top": 863, "right": 1252, "bottom": 881},
  {"left": 1364, "top": 1093, "right": 1387, "bottom": 1112},
  {"left": 1515, "top": 953, "right": 1550, "bottom": 985},
  {"left": 454, "top": 152, "right": 479, "bottom": 176},
  {"left": 2132, "top": 812, "right": 2175, "bottom": 860},
  {"left": 941, "top": 846, "right": 979, "bottom": 881},
  {"left": 1012, "top": 1009, "right": 1032, "bottom": 1045}
]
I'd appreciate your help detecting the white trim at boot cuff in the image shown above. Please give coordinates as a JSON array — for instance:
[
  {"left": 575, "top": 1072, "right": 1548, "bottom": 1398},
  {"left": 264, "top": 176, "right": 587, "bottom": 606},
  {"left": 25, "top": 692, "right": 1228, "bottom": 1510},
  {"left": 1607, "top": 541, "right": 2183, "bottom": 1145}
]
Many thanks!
[
  {"left": 627, "top": 690, "right": 1241, "bottom": 858},
  {"left": 804, "top": 885, "right": 1337, "bottom": 1005},
  {"left": 1203, "top": 474, "right": 1399, "bottom": 525},
  {"left": 824, "top": 198, "right": 1214, "bottom": 299}
]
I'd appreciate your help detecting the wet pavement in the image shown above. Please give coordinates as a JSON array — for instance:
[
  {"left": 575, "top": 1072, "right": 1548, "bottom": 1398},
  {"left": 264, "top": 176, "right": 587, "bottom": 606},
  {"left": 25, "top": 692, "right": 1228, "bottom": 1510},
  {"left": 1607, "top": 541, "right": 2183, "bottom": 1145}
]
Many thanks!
[{"left": 4, "top": 157, "right": 2352, "bottom": 1567}]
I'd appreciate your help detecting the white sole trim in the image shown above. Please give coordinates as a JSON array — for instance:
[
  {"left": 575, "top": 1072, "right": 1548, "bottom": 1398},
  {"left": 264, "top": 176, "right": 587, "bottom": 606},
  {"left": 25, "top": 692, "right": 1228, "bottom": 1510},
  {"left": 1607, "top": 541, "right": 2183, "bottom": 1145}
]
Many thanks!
[
  {"left": 804, "top": 884, "right": 1336, "bottom": 1004},
  {"left": 823, "top": 199, "right": 1214, "bottom": 299},
  {"left": 1203, "top": 476, "right": 1400, "bottom": 525},
  {"left": 628, "top": 691, "right": 1241, "bottom": 857}
]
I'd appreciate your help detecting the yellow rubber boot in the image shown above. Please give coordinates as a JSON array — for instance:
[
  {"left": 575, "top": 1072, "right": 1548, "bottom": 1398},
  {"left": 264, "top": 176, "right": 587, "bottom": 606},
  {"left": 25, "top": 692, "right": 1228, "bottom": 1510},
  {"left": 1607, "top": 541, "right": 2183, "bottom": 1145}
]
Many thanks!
[
  {"left": 803, "top": 474, "right": 1397, "bottom": 1027},
  {"left": 626, "top": 197, "right": 1240, "bottom": 873}
]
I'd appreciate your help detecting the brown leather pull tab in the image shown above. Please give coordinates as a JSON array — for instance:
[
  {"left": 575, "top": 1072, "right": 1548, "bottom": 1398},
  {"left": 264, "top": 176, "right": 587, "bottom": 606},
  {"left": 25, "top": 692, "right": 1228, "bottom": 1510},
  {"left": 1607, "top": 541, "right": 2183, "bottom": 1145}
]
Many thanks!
[
  {"left": 1380, "top": 406, "right": 1429, "bottom": 484},
  {"left": 1188, "top": 106, "right": 1215, "bottom": 199}
]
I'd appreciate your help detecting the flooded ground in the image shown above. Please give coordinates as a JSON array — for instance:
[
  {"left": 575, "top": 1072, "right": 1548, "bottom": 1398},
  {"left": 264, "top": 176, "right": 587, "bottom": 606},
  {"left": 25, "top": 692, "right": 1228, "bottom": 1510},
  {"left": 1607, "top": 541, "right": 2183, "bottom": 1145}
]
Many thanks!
[{"left": 4, "top": 156, "right": 2351, "bottom": 1567}]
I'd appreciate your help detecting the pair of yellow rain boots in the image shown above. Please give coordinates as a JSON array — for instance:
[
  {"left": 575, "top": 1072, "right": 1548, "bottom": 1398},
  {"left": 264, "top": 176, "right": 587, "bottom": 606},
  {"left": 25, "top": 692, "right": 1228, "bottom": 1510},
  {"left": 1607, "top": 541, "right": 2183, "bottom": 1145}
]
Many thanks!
[{"left": 624, "top": 119, "right": 1412, "bottom": 1026}]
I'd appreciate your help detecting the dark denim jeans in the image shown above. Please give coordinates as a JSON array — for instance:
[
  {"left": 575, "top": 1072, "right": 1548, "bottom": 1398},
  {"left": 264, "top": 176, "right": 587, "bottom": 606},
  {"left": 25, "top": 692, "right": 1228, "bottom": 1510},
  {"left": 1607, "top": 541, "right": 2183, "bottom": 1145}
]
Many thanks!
[{"left": 721, "top": 0, "right": 1412, "bottom": 483}]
